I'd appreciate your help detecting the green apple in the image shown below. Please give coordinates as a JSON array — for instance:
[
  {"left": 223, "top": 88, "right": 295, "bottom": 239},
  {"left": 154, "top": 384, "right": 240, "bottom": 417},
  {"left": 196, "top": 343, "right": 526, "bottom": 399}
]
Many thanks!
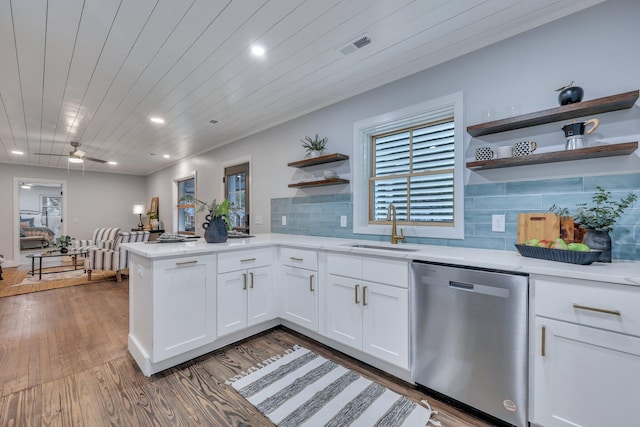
[
  {"left": 567, "top": 242, "right": 590, "bottom": 252},
  {"left": 524, "top": 239, "right": 539, "bottom": 246},
  {"left": 550, "top": 238, "right": 569, "bottom": 250}
]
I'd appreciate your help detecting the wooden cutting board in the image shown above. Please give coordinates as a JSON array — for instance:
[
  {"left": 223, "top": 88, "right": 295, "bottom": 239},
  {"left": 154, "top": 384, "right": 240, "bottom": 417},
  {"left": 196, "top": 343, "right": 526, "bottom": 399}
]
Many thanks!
[{"left": 517, "top": 213, "right": 560, "bottom": 244}]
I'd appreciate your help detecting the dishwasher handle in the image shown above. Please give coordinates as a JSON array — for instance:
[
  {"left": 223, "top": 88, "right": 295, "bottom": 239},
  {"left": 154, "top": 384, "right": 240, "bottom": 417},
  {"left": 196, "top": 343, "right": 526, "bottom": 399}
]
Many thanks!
[{"left": 449, "top": 280, "right": 511, "bottom": 298}]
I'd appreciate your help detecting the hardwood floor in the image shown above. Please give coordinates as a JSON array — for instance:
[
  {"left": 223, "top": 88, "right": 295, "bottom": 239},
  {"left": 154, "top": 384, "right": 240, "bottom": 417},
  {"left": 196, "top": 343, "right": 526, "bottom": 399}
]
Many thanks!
[{"left": 0, "top": 279, "right": 494, "bottom": 426}]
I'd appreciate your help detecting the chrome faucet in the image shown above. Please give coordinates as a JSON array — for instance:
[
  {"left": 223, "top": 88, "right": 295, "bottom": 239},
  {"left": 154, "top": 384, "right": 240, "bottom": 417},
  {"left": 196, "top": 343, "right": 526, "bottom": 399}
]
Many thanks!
[{"left": 386, "top": 203, "right": 405, "bottom": 244}]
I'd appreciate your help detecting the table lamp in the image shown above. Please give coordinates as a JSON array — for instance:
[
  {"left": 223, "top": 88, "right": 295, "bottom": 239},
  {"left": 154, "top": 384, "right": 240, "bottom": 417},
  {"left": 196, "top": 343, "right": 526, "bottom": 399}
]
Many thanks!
[{"left": 133, "top": 204, "right": 145, "bottom": 229}]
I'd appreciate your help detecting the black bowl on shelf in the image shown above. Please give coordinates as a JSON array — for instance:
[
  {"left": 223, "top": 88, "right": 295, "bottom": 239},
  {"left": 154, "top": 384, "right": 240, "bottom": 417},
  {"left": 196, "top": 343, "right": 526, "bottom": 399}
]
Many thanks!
[{"left": 515, "top": 244, "right": 602, "bottom": 265}]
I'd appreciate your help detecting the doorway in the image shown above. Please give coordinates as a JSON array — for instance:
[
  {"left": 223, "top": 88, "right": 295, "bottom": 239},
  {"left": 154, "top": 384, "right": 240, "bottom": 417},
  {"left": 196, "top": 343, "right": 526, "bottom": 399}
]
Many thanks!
[
  {"left": 13, "top": 177, "right": 67, "bottom": 267},
  {"left": 224, "top": 163, "right": 250, "bottom": 234}
]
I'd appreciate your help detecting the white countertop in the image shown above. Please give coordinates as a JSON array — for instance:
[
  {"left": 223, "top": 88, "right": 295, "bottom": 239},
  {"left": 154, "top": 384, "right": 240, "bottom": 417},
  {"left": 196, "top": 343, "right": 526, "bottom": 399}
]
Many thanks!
[{"left": 122, "top": 233, "right": 640, "bottom": 287}]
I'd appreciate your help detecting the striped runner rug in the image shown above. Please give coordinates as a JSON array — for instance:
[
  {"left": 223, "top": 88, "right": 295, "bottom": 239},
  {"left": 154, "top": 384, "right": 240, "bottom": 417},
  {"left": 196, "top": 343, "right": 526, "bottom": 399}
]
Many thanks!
[{"left": 226, "top": 345, "right": 439, "bottom": 426}]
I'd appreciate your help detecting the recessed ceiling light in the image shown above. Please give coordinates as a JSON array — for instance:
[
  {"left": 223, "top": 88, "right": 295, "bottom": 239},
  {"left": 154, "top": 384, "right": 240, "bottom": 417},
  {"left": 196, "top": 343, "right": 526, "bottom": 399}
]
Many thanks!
[
  {"left": 11, "top": 150, "right": 24, "bottom": 155},
  {"left": 108, "top": 161, "right": 118, "bottom": 165},
  {"left": 163, "top": 154, "right": 170, "bottom": 159},
  {"left": 150, "top": 117, "right": 165, "bottom": 124},
  {"left": 251, "top": 45, "right": 265, "bottom": 56}
]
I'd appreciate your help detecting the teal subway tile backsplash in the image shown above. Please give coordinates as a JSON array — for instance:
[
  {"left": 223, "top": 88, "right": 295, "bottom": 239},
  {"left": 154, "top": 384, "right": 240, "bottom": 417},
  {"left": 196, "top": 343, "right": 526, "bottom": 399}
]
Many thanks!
[{"left": 271, "top": 172, "right": 640, "bottom": 260}]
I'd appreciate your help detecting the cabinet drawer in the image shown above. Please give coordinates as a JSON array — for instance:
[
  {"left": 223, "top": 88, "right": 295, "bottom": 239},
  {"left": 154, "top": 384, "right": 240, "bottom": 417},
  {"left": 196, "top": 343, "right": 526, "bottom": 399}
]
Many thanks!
[
  {"left": 218, "top": 248, "right": 273, "bottom": 273},
  {"left": 327, "top": 253, "right": 362, "bottom": 278},
  {"left": 535, "top": 276, "right": 640, "bottom": 337},
  {"left": 280, "top": 247, "right": 317, "bottom": 270},
  {"left": 363, "top": 257, "right": 408, "bottom": 288}
]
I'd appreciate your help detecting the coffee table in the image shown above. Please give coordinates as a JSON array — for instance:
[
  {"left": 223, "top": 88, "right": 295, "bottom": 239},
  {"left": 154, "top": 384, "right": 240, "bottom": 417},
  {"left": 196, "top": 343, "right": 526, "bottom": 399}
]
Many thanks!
[{"left": 26, "top": 249, "right": 89, "bottom": 280}]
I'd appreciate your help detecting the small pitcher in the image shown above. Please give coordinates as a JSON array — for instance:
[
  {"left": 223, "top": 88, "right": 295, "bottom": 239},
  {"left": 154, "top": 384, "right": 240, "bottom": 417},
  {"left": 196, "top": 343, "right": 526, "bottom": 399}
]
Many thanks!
[{"left": 562, "top": 118, "right": 600, "bottom": 150}]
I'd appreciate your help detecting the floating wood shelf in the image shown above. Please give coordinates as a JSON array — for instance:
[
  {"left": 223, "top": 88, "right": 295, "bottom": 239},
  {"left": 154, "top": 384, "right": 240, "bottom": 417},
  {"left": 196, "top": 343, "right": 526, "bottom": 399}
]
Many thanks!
[
  {"left": 288, "top": 178, "right": 350, "bottom": 188},
  {"left": 287, "top": 153, "right": 349, "bottom": 168},
  {"left": 467, "top": 90, "right": 639, "bottom": 137},
  {"left": 466, "top": 141, "right": 638, "bottom": 170}
]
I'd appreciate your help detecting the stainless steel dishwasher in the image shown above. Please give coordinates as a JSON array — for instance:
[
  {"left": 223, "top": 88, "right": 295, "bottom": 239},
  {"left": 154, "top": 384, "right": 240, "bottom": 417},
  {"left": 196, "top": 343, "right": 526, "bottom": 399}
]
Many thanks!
[{"left": 411, "top": 261, "right": 529, "bottom": 427}]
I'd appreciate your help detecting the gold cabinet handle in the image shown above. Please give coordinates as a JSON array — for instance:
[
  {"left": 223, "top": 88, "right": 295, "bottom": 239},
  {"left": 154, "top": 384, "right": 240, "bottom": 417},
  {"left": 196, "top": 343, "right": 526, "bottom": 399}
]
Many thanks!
[
  {"left": 250, "top": 272, "right": 254, "bottom": 288},
  {"left": 176, "top": 260, "right": 198, "bottom": 266},
  {"left": 242, "top": 273, "right": 247, "bottom": 290},
  {"left": 355, "top": 284, "right": 360, "bottom": 304},
  {"left": 309, "top": 274, "right": 314, "bottom": 292},
  {"left": 240, "top": 257, "right": 256, "bottom": 263},
  {"left": 541, "top": 325, "right": 546, "bottom": 357},
  {"left": 573, "top": 303, "right": 621, "bottom": 316},
  {"left": 290, "top": 256, "right": 304, "bottom": 262},
  {"left": 363, "top": 286, "right": 368, "bottom": 306}
]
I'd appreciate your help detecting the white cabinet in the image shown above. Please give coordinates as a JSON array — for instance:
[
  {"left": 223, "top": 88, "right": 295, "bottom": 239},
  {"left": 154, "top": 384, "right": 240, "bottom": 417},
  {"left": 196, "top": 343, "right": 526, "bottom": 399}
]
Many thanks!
[
  {"left": 217, "top": 248, "right": 275, "bottom": 337},
  {"left": 325, "top": 253, "right": 409, "bottom": 368},
  {"left": 280, "top": 247, "right": 318, "bottom": 331},
  {"left": 532, "top": 276, "right": 640, "bottom": 427},
  {"left": 152, "top": 254, "right": 217, "bottom": 362}
]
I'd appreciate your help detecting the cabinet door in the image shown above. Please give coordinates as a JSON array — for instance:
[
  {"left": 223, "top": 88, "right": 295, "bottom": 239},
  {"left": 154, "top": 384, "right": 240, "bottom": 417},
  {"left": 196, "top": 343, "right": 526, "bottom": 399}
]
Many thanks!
[
  {"left": 280, "top": 266, "right": 317, "bottom": 331},
  {"left": 153, "top": 256, "right": 215, "bottom": 362},
  {"left": 533, "top": 317, "right": 640, "bottom": 427},
  {"left": 247, "top": 266, "right": 274, "bottom": 327},
  {"left": 325, "top": 274, "right": 362, "bottom": 350},
  {"left": 362, "top": 281, "right": 409, "bottom": 368},
  {"left": 217, "top": 271, "right": 248, "bottom": 336}
]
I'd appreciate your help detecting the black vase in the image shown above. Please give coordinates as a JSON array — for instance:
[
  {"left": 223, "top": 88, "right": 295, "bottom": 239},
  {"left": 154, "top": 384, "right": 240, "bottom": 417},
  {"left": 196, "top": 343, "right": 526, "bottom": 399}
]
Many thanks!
[
  {"left": 203, "top": 215, "right": 228, "bottom": 243},
  {"left": 583, "top": 229, "right": 611, "bottom": 262},
  {"left": 60, "top": 247, "right": 69, "bottom": 254}
]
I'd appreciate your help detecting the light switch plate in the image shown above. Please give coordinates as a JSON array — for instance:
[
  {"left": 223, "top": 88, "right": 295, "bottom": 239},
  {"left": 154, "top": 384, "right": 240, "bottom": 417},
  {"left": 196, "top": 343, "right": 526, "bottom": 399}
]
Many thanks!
[
  {"left": 492, "top": 214, "right": 506, "bottom": 232},
  {"left": 340, "top": 215, "right": 347, "bottom": 227},
  {"left": 281, "top": 216, "right": 287, "bottom": 226},
  {"left": 255, "top": 215, "right": 262, "bottom": 225}
]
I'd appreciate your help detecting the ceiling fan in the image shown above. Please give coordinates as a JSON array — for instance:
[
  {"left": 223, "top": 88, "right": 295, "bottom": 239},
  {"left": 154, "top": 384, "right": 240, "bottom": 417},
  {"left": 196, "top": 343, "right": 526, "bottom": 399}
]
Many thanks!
[{"left": 34, "top": 141, "right": 107, "bottom": 163}]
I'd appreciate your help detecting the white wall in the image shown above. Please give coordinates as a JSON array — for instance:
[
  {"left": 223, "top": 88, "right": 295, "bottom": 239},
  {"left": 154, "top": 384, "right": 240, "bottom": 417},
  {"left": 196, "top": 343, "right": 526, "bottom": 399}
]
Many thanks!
[
  {"left": 1, "top": 163, "right": 146, "bottom": 265},
  {"left": 146, "top": 0, "right": 640, "bottom": 235}
]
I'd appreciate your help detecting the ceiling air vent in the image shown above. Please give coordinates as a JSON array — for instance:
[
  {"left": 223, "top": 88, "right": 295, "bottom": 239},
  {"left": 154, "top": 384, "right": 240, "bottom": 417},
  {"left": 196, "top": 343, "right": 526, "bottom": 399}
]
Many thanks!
[{"left": 338, "top": 34, "right": 372, "bottom": 56}]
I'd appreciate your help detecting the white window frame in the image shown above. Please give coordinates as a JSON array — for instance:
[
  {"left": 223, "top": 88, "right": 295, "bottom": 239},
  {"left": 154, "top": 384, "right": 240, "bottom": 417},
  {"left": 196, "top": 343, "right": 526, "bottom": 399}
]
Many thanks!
[
  {"left": 174, "top": 172, "right": 197, "bottom": 234},
  {"left": 352, "top": 92, "right": 464, "bottom": 239}
]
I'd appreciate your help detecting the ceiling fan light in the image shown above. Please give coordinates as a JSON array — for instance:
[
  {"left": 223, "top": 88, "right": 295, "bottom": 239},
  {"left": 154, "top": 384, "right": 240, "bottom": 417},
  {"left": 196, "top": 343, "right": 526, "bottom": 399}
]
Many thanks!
[{"left": 68, "top": 157, "right": 84, "bottom": 164}]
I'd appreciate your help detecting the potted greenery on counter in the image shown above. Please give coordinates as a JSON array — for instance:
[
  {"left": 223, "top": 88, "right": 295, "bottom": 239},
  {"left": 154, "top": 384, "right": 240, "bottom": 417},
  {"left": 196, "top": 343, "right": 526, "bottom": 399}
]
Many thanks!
[
  {"left": 179, "top": 195, "right": 235, "bottom": 243},
  {"left": 550, "top": 186, "right": 637, "bottom": 262}
]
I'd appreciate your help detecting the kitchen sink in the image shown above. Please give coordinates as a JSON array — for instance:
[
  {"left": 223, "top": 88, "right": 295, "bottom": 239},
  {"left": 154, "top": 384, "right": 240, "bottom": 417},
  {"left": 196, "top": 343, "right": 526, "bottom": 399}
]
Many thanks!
[{"left": 348, "top": 244, "right": 420, "bottom": 252}]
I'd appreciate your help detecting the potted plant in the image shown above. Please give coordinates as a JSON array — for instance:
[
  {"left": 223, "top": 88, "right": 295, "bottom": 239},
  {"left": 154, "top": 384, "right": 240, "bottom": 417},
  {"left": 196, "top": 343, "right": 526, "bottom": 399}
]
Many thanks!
[
  {"left": 301, "top": 134, "right": 328, "bottom": 158},
  {"left": 550, "top": 186, "right": 637, "bottom": 262},
  {"left": 53, "top": 235, "right": 72, "bottom": 253},
  {"left": 179, "top": 195, "right": 235, "bottom": 243},
  {"left": 146, "top": 210, "right": 159, "bottom": 230}
]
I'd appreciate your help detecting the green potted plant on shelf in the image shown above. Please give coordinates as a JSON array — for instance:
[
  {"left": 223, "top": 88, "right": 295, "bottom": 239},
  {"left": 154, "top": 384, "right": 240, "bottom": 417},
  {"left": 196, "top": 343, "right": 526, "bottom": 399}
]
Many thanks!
[
  {"left": 550, "top": 186, "right": 637, "bottom": 262},
  {"left": 53, "top": 235, "right": 72, "bottom": 253},
  {"left": 179, "top": 195, "right": 235, "bottom": 243},
  {"left": 301, "top": 134, "right": 328, "bottom": 158}
]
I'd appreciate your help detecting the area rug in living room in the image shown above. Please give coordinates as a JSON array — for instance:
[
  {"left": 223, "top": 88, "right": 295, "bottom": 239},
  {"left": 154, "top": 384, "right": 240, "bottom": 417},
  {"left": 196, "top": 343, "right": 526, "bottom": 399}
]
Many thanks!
[
  {"left": 226, "top": 345, "right": 439, "bottom": 427},
  {"left": 0, "top": 268, "right": 117, "bottom": 298}
]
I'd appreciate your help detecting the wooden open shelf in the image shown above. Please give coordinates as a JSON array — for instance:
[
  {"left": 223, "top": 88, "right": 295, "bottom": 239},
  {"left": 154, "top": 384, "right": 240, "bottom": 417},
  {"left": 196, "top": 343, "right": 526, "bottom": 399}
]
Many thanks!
[
  {"left": 287, "top": 153, "right": 349, "bottom": 168},
  {"left": 466, "top": 141, "right": 638, "bottom": 170},
  {"left": 288, "top": 178, "right": 350, "bottom": 188},
  {"left": 467, "top": 90, "right": 639, "bottom": 137}
]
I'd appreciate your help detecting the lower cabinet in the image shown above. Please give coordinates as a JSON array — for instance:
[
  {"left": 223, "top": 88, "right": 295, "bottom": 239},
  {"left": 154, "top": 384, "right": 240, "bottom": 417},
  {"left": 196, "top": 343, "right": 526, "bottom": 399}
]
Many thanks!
[
  {"left": 532, "top": 276, "right": 640, "bottom": 427},
  {"left": 217, "top": 249, "right": 274, "bottom": 337},
  {"left": 325, "top": 253, "right": 409, "bottom": 369},
  {"left": 281, "top": 265, "right": 318, "bottom": 331},
  {"left": 152, "top": 254, "right": 216, "bottom": 362}
]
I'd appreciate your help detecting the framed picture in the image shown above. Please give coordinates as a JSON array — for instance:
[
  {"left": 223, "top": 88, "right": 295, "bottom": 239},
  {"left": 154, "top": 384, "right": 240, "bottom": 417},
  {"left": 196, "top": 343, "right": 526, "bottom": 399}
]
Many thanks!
[{"left": 150, "top": 197, "right": 159, "bottom": 217}]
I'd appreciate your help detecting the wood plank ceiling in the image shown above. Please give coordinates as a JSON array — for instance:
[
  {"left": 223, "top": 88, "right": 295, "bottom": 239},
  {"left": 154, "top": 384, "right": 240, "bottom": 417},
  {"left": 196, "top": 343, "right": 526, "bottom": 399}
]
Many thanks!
[{"left": 0, "top": 0, "right": 604, "bottom": 175}]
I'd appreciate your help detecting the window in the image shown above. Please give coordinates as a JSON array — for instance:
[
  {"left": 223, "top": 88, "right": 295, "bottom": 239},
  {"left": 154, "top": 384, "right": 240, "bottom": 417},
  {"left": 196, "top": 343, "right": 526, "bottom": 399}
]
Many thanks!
[
  {"left": 224, "top": 162, "right": 250, "bottom": 233},
  {"left": 353, "top": 92, "right": 464, "bottom": 239},
  {"left": 177, "top": 176, "right": 195, "bottom": 234}
]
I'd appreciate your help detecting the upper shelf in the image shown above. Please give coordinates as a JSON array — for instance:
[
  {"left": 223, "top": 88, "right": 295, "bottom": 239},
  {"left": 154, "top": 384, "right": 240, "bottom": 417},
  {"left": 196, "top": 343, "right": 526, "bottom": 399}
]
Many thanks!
[
  {"left": 288, "top": 153, "right": 349, "bottom": 168},
  {"left": 467, "top": 90, "right": 639, "bottom": 137}
]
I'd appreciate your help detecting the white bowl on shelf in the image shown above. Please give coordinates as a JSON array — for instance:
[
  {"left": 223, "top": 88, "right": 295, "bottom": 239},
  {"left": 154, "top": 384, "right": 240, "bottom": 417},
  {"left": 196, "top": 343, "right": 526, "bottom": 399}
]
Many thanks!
[{"left": 323, "top": 170, "right": 338, "bottom": 179}]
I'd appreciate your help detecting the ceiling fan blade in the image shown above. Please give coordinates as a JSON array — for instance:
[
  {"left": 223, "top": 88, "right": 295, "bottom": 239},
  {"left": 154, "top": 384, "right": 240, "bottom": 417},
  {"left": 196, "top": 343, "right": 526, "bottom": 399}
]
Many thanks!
[
  {"left": 33, "top": 153, "right": 68, "bottom": 157},
  {"left": 84, "top": 156, "right": 107, "bottom": 163}
]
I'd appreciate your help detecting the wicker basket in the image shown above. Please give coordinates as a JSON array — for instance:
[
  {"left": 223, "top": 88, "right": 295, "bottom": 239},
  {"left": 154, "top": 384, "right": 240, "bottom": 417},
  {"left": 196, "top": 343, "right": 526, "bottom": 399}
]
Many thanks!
[{"left": 515, "top": 244, "right": 602, "bottom": 265}]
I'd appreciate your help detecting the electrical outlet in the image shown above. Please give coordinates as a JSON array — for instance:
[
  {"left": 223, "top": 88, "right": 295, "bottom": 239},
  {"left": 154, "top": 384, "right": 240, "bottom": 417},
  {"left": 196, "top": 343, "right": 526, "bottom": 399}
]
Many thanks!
[
  {"left": 492, "top": 214, "right": 506, "bottom": 232},
  {"left": 340, "top": 215, "right": 347, "bottom": 227},
  {"left": 281, "top": 215, "right": 287, "bottom": 226},
  {"left": 255, "top": 215, "right": 262, "bottom": 225},
  {"left": 137, "top": 265, "right": 144, "bottom": 277}
]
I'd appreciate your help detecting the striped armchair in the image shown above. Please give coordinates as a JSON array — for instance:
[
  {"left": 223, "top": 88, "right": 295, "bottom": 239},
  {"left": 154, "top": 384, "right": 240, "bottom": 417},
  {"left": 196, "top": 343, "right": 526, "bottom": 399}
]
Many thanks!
[
  {"left": 72, "top": 227, "right": 121, "bottom": 250},
  {"left": 85, "top": 231, "right": 150, "bottom": 282}
]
